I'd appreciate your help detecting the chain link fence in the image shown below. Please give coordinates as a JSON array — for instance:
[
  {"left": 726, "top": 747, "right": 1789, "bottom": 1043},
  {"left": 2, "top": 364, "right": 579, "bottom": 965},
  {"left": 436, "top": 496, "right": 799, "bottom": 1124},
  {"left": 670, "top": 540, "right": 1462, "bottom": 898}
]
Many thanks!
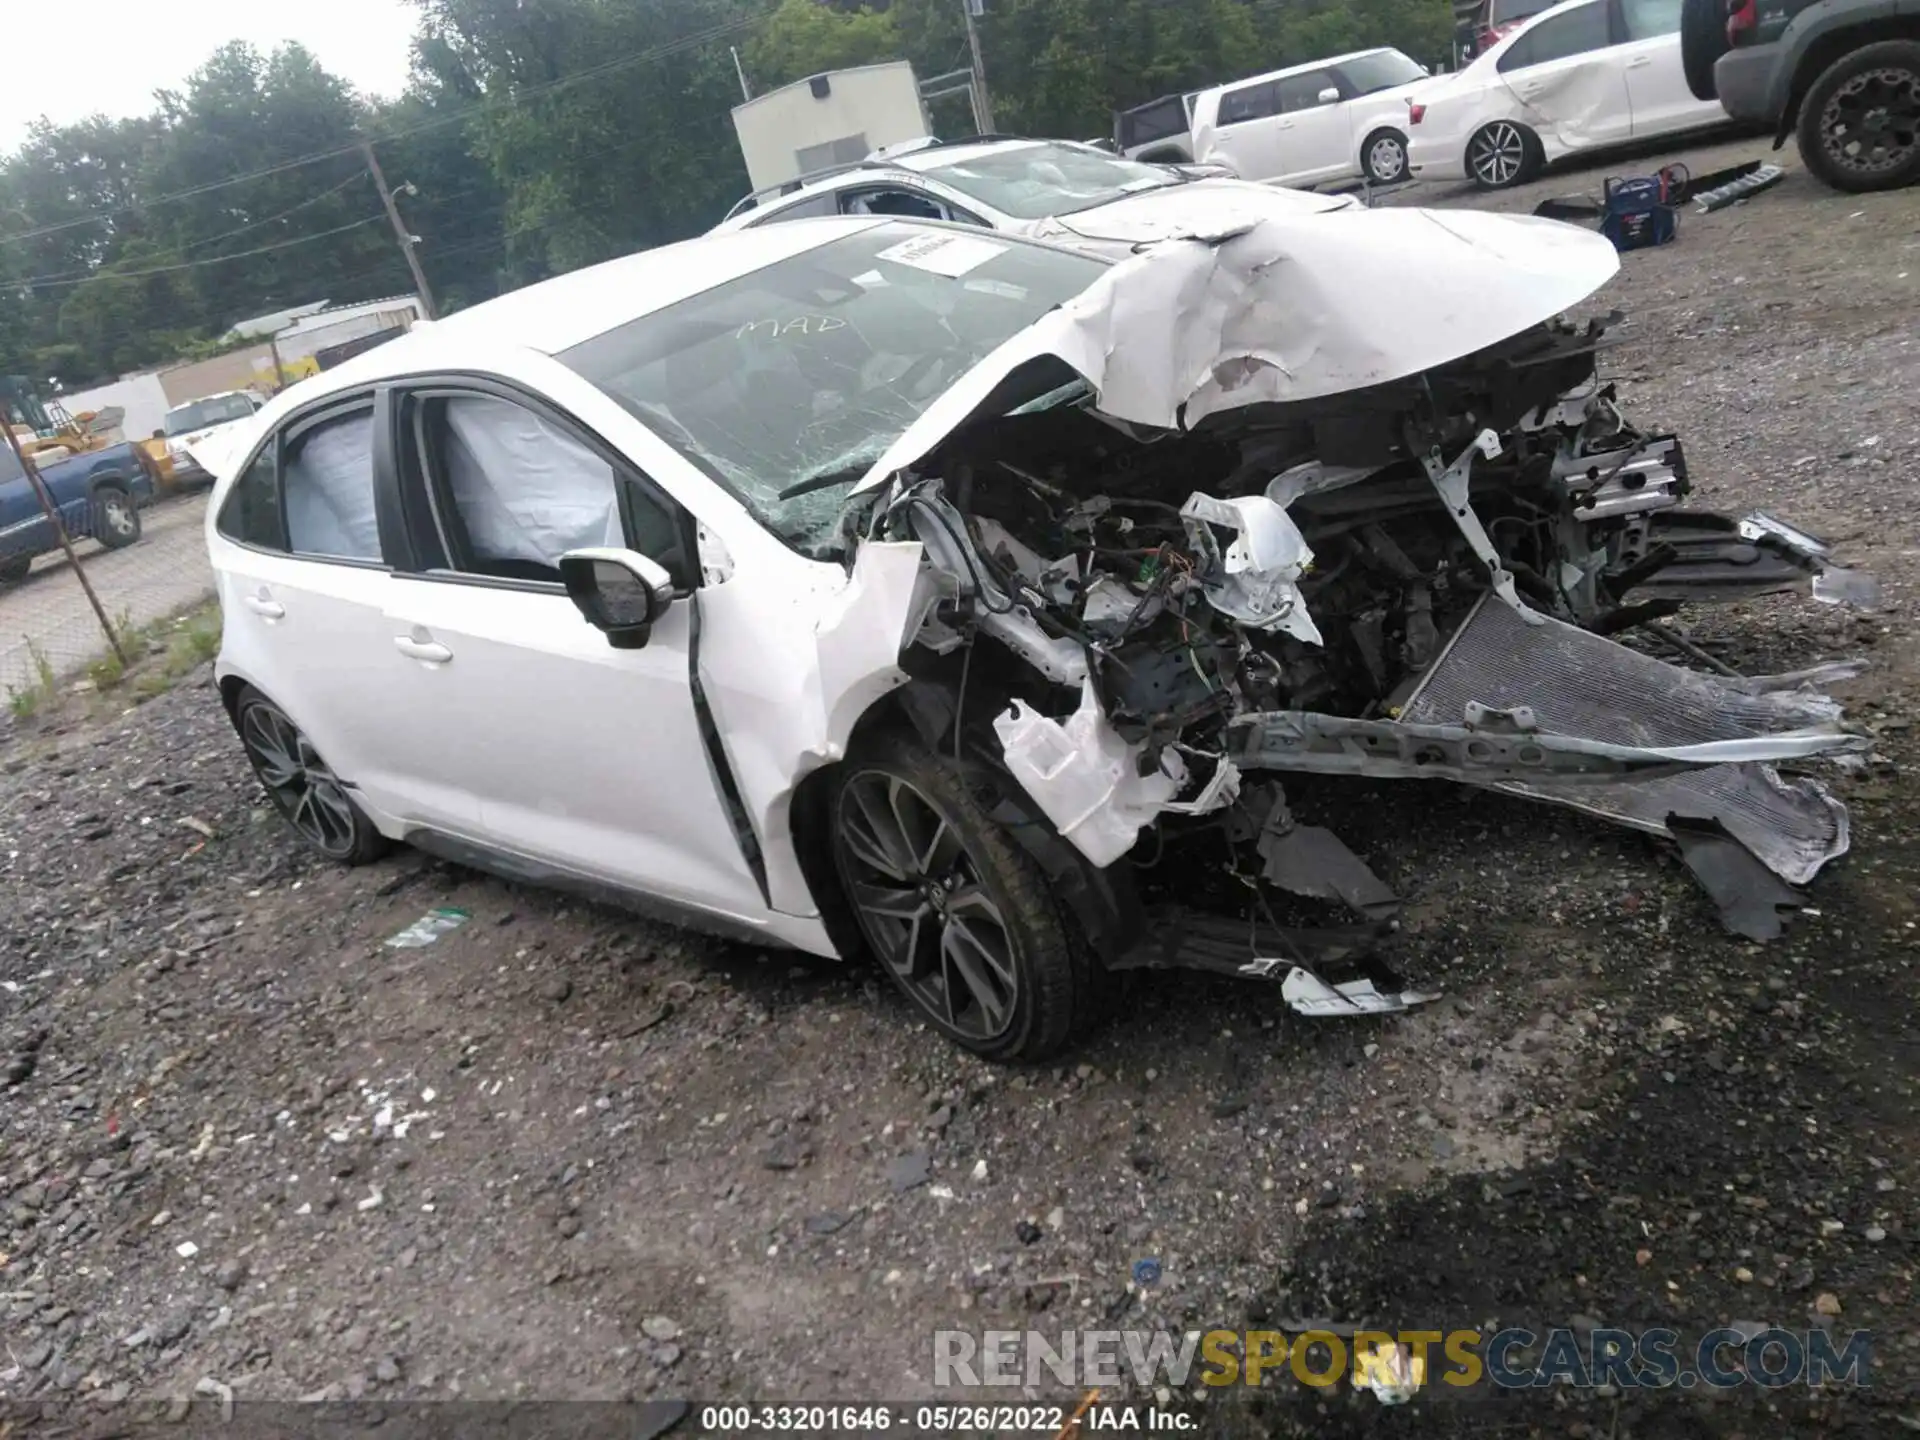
[{"left": 0, "top": 484, "right": 219, "bottom": 718}]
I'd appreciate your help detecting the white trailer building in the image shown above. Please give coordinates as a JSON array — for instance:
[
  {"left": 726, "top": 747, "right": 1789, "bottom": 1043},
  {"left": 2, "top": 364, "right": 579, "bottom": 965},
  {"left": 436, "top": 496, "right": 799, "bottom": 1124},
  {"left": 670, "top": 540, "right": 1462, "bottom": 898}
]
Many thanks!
[{"left": 732, "top": 61, "right": 932, "bottom": 192}]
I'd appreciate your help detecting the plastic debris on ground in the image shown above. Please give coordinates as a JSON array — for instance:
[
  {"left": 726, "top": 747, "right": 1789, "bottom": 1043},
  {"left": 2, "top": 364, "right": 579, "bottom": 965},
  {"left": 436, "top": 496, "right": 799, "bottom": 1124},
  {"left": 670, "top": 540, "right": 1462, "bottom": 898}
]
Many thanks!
[{"left": 385, "top": 907, "right": 471, "bottom": 948}]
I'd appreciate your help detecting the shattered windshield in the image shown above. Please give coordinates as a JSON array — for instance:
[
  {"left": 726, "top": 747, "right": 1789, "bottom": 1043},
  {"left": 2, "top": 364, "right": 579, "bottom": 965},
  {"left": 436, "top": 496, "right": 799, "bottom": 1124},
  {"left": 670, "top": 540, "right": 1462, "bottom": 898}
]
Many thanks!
[
  {"left": 924, "top": 142, "right": 1185, "bottom": 220},
  {"left": 558, "top": 223, "right": 1107, "bottom": 552},
  {"left": 165, "top": 394, "right": 255, "bottom": 435}
]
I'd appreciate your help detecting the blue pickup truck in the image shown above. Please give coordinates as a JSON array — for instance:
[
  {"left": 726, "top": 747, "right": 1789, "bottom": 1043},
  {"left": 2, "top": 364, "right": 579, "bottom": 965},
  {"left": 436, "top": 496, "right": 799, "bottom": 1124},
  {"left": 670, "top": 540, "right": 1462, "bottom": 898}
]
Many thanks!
[{"left": 0, "top": 437, "right": 154, "bottom": 585}]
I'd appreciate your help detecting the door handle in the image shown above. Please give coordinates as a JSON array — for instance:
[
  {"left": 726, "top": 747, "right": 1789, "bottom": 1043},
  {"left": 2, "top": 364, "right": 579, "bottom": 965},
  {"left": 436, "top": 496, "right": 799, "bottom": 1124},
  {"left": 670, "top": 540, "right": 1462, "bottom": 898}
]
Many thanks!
[
  {"left": 393, "top": 636, "right": 453, "bottom": 664},
  {"left": 1278, "top": 120, "right": 1295, "bottom": 129},
  {"left": 1626, "top": 55, "right": 1652, "bottom": 68},
  {"left": 244, "top": 596, "right": 285, "bottom": 620}
]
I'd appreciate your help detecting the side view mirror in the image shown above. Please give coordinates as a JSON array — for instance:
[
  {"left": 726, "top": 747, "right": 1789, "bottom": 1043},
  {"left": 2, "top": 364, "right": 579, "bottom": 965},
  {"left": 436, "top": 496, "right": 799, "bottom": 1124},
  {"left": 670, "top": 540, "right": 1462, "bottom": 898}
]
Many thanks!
[
  {"left": 558, "top": 547, "right": 675, "bottom": 650},
  {"left": 1316, "top": 86, "right": 1341, "bottom": 105}
]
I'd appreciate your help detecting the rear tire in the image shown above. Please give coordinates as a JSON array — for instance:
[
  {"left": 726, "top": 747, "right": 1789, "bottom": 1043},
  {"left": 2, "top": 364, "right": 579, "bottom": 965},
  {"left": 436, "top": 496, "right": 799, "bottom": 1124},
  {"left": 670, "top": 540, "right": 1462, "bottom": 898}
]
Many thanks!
[
  {"left": 1681, "top": 0, "right": 1730, "bottom": 101},
  {"left": 91, "top": 485, "right": 141, "bottom": 550},
  {"left": 1361, "top": 128, "right": 1411, "bottom": 185},
  {"left": 1796, "top": 41, "right": 1920, "bottom": 193},
  {"left": 1466, "top": 120, "right": 1541, "bottom": 188},
  {"left": 232, "top": 685, "right": 390, "bottom": 865},
  {"left": 0, "top": 556, "right": 29, "bottom": 585},
  {"left": 829, "top": 732, "right": 1094, "bottom": 1062}
]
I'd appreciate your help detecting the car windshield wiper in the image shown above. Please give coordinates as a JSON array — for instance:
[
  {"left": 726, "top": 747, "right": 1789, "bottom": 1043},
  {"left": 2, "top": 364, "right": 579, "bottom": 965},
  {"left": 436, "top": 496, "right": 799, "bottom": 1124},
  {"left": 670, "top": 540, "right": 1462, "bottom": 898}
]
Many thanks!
[{"left": 778, "top": 463, "right": 874, "bottom": 502}]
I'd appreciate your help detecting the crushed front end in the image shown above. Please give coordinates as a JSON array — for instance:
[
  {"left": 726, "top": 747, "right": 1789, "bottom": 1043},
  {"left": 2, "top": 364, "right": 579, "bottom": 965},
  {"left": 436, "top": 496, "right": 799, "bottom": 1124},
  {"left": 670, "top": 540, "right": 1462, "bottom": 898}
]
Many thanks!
[{"left": 838, "top": 211, "right": 1875, "bottom": 1007}]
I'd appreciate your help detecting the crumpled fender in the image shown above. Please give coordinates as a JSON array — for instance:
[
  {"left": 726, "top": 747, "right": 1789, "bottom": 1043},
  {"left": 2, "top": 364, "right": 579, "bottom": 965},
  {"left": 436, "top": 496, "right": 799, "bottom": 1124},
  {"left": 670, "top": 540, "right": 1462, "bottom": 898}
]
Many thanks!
[{"left": 851, "top": 203, "right": 1619, "bottom": 494}]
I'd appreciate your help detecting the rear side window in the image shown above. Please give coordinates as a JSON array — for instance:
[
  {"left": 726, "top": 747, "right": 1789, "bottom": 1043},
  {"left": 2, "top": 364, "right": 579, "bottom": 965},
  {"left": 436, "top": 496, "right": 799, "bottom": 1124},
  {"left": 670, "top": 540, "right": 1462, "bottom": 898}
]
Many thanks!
[
  {"left": 284, "top": 410, "right": 381, "bottom": 562},
  {"left": 1218, "top": 81, "right": 1278, "bottom": 125},
  {"left": 747, "top": 192, "right": 840, "bottom": 227},
  {"left": 1498, "top": 2, "right": 1613, "bottom": 68},
  {"left": 1274, "top": 70, "right": 1341, "bottom": 112},
  {"left": 216, "top": 450, "right": 284, "bottom": 550}
]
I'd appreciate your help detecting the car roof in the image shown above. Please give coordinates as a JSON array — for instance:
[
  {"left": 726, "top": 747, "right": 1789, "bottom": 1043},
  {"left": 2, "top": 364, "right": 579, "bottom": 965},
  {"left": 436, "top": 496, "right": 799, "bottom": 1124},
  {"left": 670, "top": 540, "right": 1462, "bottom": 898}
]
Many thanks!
[
  {"left": 1195, "top": 48, "right": 1406, "bottom": 99},
  {"left": 722, "top": 137, "right": 1080, "bottom": 223},
  {"left": 168, "top": 390, "right": 251, "bottom": 410}
]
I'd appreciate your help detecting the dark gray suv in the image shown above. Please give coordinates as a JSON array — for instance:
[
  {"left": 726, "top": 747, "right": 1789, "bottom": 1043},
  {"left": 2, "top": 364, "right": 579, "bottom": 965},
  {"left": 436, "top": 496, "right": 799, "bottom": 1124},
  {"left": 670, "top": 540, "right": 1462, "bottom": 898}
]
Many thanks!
[{"left": 1682, "top": 0, "right": 1920, "bottom": 191}]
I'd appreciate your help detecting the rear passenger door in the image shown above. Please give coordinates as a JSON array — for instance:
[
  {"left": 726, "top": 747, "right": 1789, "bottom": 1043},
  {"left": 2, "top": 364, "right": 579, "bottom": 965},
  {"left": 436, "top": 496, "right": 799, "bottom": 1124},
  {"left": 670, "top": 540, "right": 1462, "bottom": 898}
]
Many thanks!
[
  {"left": 1495, "top": 0, "right": 1634, "bottom": 149},
  {"left": 210, "top": 394, "right": 459, "bottom": 830}
]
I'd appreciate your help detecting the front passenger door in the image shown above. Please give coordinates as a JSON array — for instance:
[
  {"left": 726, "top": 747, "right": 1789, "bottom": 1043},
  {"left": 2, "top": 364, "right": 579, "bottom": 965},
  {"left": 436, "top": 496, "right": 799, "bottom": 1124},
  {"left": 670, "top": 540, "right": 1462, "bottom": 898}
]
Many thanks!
[
  {"left": 381, "top": 382, "right": 766, "bottom": 922},
  {"left": 1269, "top": 68, "right": 1354, "bottom": 184}
]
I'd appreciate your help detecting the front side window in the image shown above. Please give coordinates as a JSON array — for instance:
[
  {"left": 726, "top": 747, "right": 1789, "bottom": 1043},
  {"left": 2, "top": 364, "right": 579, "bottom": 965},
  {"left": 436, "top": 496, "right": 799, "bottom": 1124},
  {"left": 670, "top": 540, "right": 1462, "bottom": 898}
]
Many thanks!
[
  {"left": 747, "top": 192, "right": 841, "bottom": 227},
  {"left": 923, "top": 142, "right": 1182, "bottom": 219},
  {"left": 1619, "top": 0, "right": 1681, "bottom": 38},
  {"left": 841, "top": 187, "right": 949, "bottom": 220},
  {"left": 558, "top": 223, "right": 1108, "bottom": 552},
  {"left": 216, "top": 449, "right": 284, "bottom": 550},
  {"left": 1499, "top": 2, "right": 1613, "bottom": 68},
  {"left": 283, "top": 410, "right": 381, "bottom": 562},
  {"left": 1274, "top": 70, "right": 1341, "bottom": 112},
  {"left": 429, "top": 395, "right": 625, "bottom": 582}
]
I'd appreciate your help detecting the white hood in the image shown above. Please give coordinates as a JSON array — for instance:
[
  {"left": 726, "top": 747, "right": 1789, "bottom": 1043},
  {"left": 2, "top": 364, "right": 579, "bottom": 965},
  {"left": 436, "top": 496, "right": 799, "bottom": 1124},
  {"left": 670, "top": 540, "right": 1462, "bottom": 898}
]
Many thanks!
[{"left": 853, "top": 203, "right": 1620, "bottom": 494}]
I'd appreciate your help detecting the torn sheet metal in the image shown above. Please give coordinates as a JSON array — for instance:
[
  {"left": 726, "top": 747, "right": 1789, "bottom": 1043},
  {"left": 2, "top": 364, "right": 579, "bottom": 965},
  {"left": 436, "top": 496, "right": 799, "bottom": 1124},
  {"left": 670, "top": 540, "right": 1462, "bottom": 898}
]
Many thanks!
[
  {"left": 851, "top": 205, "right": 1621, "bottom": 493},
  {"left": 1400, "top": 595, "right": 1857, "bottom": 884},
  {"left": 1258, "top": 813, "right": 1401, "bottom": 923},
  {"left": 1275, "top": 965, "right": 1441, "bottom": 1016},
  {"left": 1668, "top": 816, "right": 1808, "bottom": 941},
  {"left": 1179, "top": 492, "right": 1322, "bottom": 644}
]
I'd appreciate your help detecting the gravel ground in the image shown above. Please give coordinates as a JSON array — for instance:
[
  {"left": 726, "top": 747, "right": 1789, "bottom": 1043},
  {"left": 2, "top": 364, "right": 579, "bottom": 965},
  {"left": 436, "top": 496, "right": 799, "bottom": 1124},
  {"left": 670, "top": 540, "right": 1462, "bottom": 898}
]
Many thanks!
[{"left": 2, "top": 136, "right": 1916, "bottom": 1437}]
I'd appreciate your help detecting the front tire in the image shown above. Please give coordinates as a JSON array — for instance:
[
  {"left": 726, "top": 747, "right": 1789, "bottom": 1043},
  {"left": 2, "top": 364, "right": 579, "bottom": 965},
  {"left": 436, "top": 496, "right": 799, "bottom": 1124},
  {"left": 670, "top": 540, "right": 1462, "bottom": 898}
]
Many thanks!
[
  {"left": 1362, "top": 128, "right": 1410, "bottom": 185},
  {"left": 0, "top": 555, "right": 29, "bottom": 585},
  {"left": 91, "top": 485, "right": 142, "bottom": 550},
  {"left": 830, "top": 733, "right": 1092, "bottom": 1062},
  {"left": 233, "top": 685, "right": 389, "bottom": 865},
  {"left": 1466, "top": 120, "right": 1541, "bottom": 189},
  {"left": 1796, "top": 41, "right": 1920, "bottom": 193}
]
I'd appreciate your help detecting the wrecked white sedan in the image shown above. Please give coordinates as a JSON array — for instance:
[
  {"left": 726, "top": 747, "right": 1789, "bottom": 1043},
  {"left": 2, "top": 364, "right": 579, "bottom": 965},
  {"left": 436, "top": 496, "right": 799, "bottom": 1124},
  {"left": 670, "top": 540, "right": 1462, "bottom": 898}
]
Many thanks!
[{"left": 204, "top": 212, "right": 1873, "bottom": 1060}]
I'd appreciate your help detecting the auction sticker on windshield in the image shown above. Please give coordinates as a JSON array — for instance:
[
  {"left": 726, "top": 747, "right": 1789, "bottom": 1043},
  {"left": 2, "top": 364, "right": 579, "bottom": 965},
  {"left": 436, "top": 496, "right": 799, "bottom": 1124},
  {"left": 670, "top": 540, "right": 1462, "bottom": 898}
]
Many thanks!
[{"left": 876, "top": 232, "right": 1008, "bottom": 277}]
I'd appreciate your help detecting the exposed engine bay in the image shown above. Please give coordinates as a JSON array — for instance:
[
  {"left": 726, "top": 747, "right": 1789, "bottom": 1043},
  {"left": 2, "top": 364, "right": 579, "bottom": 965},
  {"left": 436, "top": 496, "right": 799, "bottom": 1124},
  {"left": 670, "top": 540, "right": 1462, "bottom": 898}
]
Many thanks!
[{"left": 843, "top": 308, "right": 1875, "bottom": 1002}]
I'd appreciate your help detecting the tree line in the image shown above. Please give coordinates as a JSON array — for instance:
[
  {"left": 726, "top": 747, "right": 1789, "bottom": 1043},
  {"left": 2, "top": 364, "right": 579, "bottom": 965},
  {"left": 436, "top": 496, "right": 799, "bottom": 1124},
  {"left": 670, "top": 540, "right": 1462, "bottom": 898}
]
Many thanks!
[{"left": 1, "top": 0, "right": 1451, "bottom": 391}]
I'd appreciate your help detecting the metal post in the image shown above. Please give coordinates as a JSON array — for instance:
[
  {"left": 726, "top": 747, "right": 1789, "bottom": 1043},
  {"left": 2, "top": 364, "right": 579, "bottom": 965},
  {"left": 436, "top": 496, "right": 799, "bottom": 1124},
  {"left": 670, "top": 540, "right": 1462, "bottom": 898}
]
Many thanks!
[
  {"left": 731, "top": 47, "right": 753, "bottom": 102},
  {"left": 360, "top": 137, "right": 439, "bottom": 321},
  {"left": 962, "top": 0, "right": 995, "bottom": 134},
  {"left": 1, "top": 419, "right": 127, "bottom": 669},
  {"left": 267, "top": 331, "right": 288, "bottom": 393}
]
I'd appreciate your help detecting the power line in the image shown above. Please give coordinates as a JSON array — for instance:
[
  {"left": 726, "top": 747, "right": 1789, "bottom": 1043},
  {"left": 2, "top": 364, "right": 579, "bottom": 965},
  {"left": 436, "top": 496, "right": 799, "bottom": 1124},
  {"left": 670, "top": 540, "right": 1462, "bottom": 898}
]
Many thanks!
[
  {"left": 19, "top": 214, "right": 388, "bottom": 289},
  {"left": 0, "top": 11, "right": 771, "bottom": 250}
]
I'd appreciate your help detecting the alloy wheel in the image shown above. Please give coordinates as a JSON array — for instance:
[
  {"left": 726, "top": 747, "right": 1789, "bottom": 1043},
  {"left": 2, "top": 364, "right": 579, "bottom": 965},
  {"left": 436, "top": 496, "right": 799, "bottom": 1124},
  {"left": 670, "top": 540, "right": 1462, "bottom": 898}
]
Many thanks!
[
  {"left": 1820, "top": 66, "right": 1920, "bottom": 177},
  {"left": 835, "top": 770, "right": 1020, "bottom": 1043},
  {"left": 1468, "top": 121, "right": 1527, "bottom": 186},
  {"left": 1368, "top": 134, "right": 1408, "bottom": 183},
  {"left": 240, "top": 701, "right": 360, "bottom": 857},
  {"left": 101, "top": 495, "right": 137, "bottom": 539}
]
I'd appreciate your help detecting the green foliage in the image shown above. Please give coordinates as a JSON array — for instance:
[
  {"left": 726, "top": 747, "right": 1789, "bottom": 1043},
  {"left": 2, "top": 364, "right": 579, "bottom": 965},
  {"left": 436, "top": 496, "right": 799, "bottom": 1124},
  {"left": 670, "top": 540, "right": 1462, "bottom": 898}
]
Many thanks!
[{"left": 1, "top": 0, "right": 1454, "bottom": 385}]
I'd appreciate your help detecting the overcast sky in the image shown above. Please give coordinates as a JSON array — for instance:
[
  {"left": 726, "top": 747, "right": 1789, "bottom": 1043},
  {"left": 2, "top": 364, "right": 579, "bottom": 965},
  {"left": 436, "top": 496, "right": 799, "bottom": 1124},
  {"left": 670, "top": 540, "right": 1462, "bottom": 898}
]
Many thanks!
[{"left": 4, "top": 0, "right": 419, "bottom": 148}]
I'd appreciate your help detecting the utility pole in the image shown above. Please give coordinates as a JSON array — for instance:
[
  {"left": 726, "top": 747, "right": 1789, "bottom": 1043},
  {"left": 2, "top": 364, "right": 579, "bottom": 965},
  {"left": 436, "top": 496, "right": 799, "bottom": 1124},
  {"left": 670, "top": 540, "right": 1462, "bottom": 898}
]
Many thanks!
[
  {"left": 961, "top": 0, "right": 995, "bottom": 135},
  {"left": 731, "top": 46, "right": 753, "bottom": 103},
  {"left": 360, "top": 137, "right": 439, "bottom": 321},
  {"left": 1, "top": 419, "right": 126, "bottom": 670}
]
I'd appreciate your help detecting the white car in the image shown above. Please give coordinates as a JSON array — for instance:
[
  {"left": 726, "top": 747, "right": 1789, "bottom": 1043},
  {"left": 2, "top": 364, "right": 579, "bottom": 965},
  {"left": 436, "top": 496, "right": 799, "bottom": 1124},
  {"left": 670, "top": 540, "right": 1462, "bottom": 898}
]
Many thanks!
[
  {"left": 712, "top": 137, "right": 1347, "bottom": 256},
  {"left": 1407, "top": 0, "right": 1728, "bottom": 188},
  {"left": 163, "top": 389, "right": 266, "bottom": 485},
  {"left": 205, "top": 213, "right": 1868, "bottom": 1061},
  {"left": 1188, "top": 48, "right": 1441, "bottom": 187}
]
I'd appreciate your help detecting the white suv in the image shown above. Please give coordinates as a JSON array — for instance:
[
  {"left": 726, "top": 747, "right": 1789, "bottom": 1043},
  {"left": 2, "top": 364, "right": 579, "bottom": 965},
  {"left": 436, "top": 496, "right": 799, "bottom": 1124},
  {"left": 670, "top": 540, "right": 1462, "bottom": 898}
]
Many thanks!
[{"left": 1190, "top": 47, "right": 1441, "bottom": 186}]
